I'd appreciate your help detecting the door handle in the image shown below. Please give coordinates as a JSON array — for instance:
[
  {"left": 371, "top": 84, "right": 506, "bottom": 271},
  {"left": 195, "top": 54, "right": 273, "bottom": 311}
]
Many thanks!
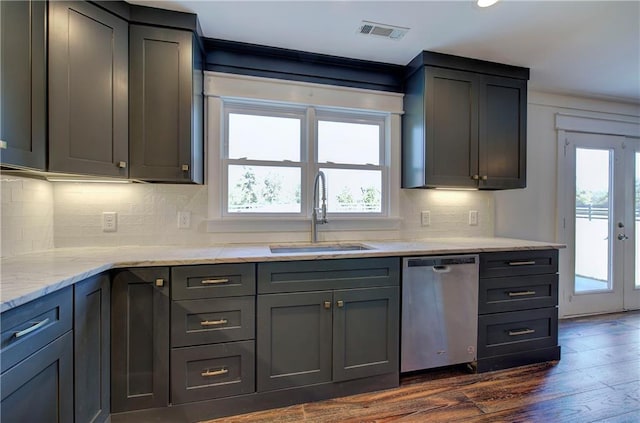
[{"left": 618, "top": 234, "right": 629, "bottom": 241}]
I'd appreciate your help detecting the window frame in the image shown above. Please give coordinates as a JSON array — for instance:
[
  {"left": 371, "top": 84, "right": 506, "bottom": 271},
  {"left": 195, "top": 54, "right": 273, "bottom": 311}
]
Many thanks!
[
  {"left": 222, "top": 101, "right": 308, "bottom": 217},
  {"left": 221, "top": 100, "right": 388, "bottom": 219}
]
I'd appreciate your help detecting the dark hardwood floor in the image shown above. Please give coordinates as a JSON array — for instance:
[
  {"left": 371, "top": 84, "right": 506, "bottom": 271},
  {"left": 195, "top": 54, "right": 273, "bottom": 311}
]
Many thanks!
[{"left": 205, "top": 311, "right": 640, "bottom": 423}]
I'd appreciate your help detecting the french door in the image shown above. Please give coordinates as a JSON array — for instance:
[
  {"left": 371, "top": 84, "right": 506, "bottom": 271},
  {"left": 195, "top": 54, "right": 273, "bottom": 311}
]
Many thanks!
[{"left": 561, "top": 132, "right": 640, "bottom": 316}]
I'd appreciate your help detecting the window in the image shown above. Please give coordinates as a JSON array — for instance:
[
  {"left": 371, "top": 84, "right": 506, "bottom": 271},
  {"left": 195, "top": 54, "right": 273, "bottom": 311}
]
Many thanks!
[{"left": 222, "top": 101, "right": 387, "bottom": 217}]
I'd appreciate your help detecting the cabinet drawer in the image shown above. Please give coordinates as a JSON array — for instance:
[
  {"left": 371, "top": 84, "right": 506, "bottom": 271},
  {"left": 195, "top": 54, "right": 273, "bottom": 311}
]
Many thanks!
[
  {"left": 1, "top": 287, "right": 72, "bottom": 372},
  {"left": 258, "top": 258, "right": 400, "bottom": 293},
  {"left": 171, "top": 297, "right": 255, "bottom": 347},
  {"left": 171, "top": 341, "right": 255, "bottom": 404},
  {"left": 479, "top": 274, "right": 558, "bottom": 314},
  {"left": 478, "top": 307, "right": 558, "bottom": 358},
  {"left": 172, "top": 264, "right": 255, "bottom": 300},
  {"left": 479, "top": 250, "right": 558, "bottom": 278}
]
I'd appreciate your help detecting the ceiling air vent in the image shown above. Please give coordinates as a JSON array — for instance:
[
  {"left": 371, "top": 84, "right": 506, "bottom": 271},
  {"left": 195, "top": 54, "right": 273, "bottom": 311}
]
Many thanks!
[{"left": 357, "top": 20, "right": 409, "bottom": 40}]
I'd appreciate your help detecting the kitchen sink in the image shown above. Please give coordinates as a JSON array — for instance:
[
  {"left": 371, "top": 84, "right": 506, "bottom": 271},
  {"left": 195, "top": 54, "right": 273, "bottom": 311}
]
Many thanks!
[{"left": 269, "top": 244, "right": 373, "bottom": 254}]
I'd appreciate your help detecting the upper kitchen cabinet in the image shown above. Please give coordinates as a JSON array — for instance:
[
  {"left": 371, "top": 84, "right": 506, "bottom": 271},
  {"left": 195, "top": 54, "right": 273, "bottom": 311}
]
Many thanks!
[
  {"left": 48, "top": 1, "right": 129, "bottom": 178},
  {"left": 129, "top": 25, "right": 204, "bottom": 183},
  {"left": 0, "top": 0, "right": 46, "bottom": 170},
  {"left": 402, "top": 51, "right": 528, "bottom": 190}
]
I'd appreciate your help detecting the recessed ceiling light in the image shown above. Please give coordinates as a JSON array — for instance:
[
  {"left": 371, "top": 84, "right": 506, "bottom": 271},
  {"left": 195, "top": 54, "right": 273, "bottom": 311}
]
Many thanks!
[{"left": 477, "top": 0, "right": 500, "bottom": 7}]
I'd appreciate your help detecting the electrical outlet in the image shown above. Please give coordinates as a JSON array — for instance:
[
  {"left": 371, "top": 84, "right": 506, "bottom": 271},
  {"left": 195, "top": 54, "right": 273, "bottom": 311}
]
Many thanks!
[
  {"left": 421, "top": 210, "right": 431, "bottom": 226},
  {"left": 469, "top": 210, "right": 478, "bottom": 226},
  {"left": 177, "top": 211, "right": 191, "bottom": 229},
  {"left": 102, "top": 212, "right": 117, "bottom": 232}
]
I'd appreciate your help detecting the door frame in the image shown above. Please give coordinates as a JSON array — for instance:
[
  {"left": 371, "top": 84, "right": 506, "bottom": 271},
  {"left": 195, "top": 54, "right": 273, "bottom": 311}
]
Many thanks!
[{"left": 555, "top": 113, "right": 640, "bottom": 318}]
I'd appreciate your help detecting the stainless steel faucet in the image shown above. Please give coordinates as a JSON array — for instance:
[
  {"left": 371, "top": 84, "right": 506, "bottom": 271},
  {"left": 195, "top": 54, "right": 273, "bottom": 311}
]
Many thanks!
[{"left": 311, "top": 170, "right": 328, "bottom": 243}]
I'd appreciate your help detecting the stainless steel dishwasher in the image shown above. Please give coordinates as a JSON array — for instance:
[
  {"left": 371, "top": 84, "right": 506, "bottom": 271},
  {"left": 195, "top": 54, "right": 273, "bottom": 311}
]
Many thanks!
[{"left": 401, "top": 255, "right": 479, "bottom": 372}]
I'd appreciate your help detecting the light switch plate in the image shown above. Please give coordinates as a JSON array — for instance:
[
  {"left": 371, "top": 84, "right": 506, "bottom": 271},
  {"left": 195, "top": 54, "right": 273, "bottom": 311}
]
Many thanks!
[
  {"left": 469, "top": 210, "right": 478, "bottom": 226},
  {"left": 421, "top": 210, "right": 431, "bottom": 227},
  {"left": 177, "top": 211, "right": 191, "bottom": 229},
  {"left": 102, "top": 212, "right": 117, "bottom": 232}
]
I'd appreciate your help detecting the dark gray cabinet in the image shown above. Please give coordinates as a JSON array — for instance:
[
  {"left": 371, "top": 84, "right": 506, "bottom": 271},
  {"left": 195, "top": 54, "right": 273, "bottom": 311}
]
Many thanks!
[
  {"left": 477, "top": 249, "right": 560, "bottom": 372},
  {"left": 0, "top": 0, "right": 46, "bottom": 170},
  {"left": 0, "top": 288, "right": 74, "bottom": 423},
  {"left": 170, "top": 264, "right": 256, "bottom": 404},
  {"left": 129, "top": 25, "right": 204, "bottom": 183},
  {"left": 402, "top": 51, "right": 528, "bottom": 190},
  {"left": 48, "top": 1, "right": 129, "bottom": 178},
  {"left": 257, "top": 258, "right": 400, "bottom": 392},
  {"left": 111, "top": 267, "right": 170, "bottom": 413},
  {"left": 74, "top": 273, "right": 110, "bottom": 423}
]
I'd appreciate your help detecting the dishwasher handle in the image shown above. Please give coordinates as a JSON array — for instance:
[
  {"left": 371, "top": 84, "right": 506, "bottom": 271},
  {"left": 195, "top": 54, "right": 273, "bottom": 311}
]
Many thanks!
[{"left": 432, "top": 265, "right": 451, "bottom": 274}]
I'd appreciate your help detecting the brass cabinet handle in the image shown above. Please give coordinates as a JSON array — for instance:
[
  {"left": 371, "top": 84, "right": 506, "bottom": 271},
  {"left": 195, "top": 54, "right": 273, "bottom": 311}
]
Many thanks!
[
  {"left": 118, "top": 161, "right": 127, "bottom": 168},
  {"left": 201, "top": 278, "right": 229, "bottom": 285},
  {"left": 508, "top": 261, "right": 536, "bottom": 266},
  {"left": 14, "top": 318, "right": 50, "bottom": 338},
  {"left": 200, "top": 319, "right": 228, "bottom": 327},
  {"left": 155, "top": 278, "right": 164, "bottom": 287},
  {"left": 481, "top": 175, "right": 488, "bottom": 181},
  {"left": 508, "top": 290, "right": 536, "bottom": 297},
  {"left": 508, "top": 328, "right": 536, "bottom": 336},
  {"left": 0, "top": 140, "right": 7, "bottom": 149},
  {"left": 323, "top": 301, "right": 331, "bottom": 309},
  {"left": 182, "top": 164, "right": 189, "bottom": 171},
  {"left": 471, "top": 174, "right": 480, "bottom": 180},
  {"left": 337, "top": 300, "right": 344, "bottom": 308},
  {"left": 201, "top": 368, "right": 228, "bottom": 377}
]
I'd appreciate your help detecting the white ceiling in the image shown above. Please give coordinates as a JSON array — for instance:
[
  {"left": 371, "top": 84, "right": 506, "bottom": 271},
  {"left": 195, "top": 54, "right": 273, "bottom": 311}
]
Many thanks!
[{"left": 131, "top": 1, "right": 640, "bottom": 103}]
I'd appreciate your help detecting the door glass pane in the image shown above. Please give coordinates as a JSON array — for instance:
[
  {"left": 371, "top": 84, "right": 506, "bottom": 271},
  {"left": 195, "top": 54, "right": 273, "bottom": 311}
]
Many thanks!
[
  {"left": 636, "top": 152, "right": 640, "bottom": 288},
  {"left": 575, "top": 148, "right": 612, "bottom": 293}
]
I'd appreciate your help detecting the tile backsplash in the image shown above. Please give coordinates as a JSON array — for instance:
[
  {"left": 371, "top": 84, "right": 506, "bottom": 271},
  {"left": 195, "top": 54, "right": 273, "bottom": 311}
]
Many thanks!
[
  {"left": 1, "top": 175, "right": 54, "bottom": 257},
  {"left": 1, "top": 175, "right": 494, "bottom": 257}
]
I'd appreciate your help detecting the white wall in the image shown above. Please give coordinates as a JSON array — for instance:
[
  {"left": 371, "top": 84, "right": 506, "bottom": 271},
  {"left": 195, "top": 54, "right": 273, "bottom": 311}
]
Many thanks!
[{"left": 495, "top": 91, "right": 640, "bottom": 241}]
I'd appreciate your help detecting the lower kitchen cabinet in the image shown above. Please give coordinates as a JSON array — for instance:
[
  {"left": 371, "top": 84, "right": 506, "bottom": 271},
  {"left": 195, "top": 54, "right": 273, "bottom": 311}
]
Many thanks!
[
  {"left": 74, "top": 273, "right": 110, "bottom": 423},
  {"left": 476, "top": 249, "right": 560, "bottom": 372},
  {"left": 257, "top": 286, "right": 399, "bottom": 392},
  {"left": 0, "top": 332, "right": 74, "bottom": 423},
  {"left": 111, "top": 267, "right": 170, "bottom": 413},
  {"left": 0, "top": 287, "right": 74, "bottom": 423}
]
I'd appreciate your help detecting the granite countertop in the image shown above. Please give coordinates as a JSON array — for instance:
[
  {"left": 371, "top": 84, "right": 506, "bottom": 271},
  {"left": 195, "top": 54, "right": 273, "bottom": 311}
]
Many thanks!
[{"left": 0, "top": 237, "right": 564, "bottom": 313}]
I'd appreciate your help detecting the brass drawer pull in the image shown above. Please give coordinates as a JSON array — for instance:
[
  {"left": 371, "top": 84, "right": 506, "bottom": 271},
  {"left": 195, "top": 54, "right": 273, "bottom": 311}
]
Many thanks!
[
  {"left": 14, "top": 318, "right": 50, "bottom": 338},
  {"left": 0, "top": 140, "right": 7, "bottom": 149},
  {"left": 200, "top": 319, "right": 228, "bottom": 327},
  {"left": 323, "top": 301, "right": 331, "bottom": 310},
  {"left": 337, "top": 300, "right": 344, "bottom": 308},
  {"left": 508, "top": 261, "right": 536, "bottom": 266},
  {"left": 508, "top": 328, "right": 536, "bottom": 336},
  {"left": 201, "top": 278, "right": 230, "bottom": 285},
  {"left": 508, "top": 290, "right": 537, "bottom": 297},
  {"left": 201, "top": 368, "right": 228, "bottom": 377}
]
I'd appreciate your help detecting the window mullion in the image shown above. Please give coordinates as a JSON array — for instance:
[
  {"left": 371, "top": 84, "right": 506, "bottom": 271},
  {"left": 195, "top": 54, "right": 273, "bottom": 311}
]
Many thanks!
[{"left": 306, "top": 107, "right": 317, "bottom": 216}]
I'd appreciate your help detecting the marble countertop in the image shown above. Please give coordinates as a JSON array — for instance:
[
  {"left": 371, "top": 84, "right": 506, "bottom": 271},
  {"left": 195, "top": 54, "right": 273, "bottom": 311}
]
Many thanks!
[{"left": 0, "top": 237, "right": 564, "bottom": 313}]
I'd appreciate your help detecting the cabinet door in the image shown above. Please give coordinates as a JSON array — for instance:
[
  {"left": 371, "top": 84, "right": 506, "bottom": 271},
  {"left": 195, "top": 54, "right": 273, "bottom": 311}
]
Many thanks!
[
  {"left": 333, "top": 287, "right": 399, "bottom": 382},
  {"left": 48, "top": 1, "right": 128, "bottom": 177},
  {"left": 425, "top": 67, "right": 479, "bottom": 188},
  {"left": 0, "top": 0, "right": 46, "bottom": 170},
  {"left": 257, "top": 291, "right": 332, "bottom": 392},
  {"left": 111, "top": 268, "right": 170, "bottom": 413},
  {"left": 74, "top": 274, "right": 110, "bottom": 423},
  {"left": 0, "top": 332, "right": 73, "bottom": 423},
  {"left": 129, "top": 25, "right": 203, "bottom": 183},
  {"left": 478, "top": 75, "right": 527, "bottom": 189}
]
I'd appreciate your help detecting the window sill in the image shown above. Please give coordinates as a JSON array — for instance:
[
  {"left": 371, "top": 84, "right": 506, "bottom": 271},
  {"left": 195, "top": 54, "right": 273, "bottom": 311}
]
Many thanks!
[{"left": 206, "top": 217, "right": 402, "bottom": 233}]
